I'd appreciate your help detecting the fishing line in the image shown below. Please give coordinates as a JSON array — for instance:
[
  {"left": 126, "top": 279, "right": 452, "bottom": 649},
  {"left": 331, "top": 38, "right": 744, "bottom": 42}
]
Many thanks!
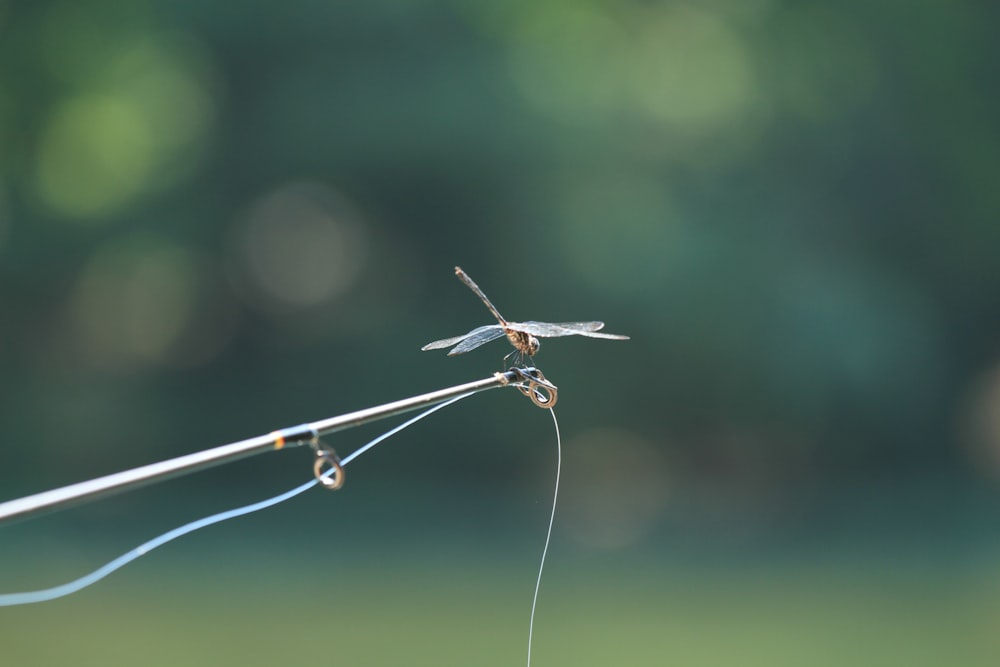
[
  {"left": 0, "top": 379, "right": 563, "bottom": 642},
  {"left": 526, "top": 406, "right": 561, "bottom": 667},
  {"left": 0, "top": 393, "right": 473, "bottom": 607}
]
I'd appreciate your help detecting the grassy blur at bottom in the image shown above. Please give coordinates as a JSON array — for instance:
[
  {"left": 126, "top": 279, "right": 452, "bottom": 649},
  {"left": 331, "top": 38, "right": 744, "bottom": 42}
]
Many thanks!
[{"left": 2, "top": 545, "right": 995, "bottom": 667}]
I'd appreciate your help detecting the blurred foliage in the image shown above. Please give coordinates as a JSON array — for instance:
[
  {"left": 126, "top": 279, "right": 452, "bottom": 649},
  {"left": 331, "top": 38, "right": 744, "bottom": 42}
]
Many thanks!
[
  {"left": 3, "top": 556, "right": 997, "bottom": 666},
  {"left": 2, "top": 0, "right": 1000, "bottom": 661}
]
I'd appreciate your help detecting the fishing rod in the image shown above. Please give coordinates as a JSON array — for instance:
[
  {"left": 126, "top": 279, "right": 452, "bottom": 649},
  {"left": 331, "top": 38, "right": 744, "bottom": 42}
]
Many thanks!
[{"left": 0, "top": 367, "right": 556, "bottom": 526}]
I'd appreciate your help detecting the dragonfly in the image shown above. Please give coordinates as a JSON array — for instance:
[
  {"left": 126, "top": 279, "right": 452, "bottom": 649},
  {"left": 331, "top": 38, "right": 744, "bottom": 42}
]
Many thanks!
[{"left": 421, "top": 266, "right": 629, "bottom": 362}]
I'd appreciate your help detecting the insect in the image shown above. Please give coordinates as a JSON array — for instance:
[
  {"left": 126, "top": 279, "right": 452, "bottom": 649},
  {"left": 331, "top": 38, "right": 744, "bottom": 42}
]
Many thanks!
[{"left": 421, "top": 266, "right": 629, "bottom": 362}]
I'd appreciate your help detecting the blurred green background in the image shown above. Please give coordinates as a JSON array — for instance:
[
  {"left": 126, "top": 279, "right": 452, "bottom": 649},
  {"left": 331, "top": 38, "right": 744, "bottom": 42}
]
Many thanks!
[{"left": 3, "top": 0, "right": 1000, "bottom": 664}]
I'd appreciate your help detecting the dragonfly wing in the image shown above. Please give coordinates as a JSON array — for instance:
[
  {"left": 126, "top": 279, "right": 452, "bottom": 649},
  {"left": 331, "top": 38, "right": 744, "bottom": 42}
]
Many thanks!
[
  {"left": 512, "top": 321, "right": 629, "bottom": 340},
  {"left": 422, "top": 334, "right": 472, "bottom": 351},
  {"left": 573, "top": 330, "right": 630, "bottom": 340},
  {"left": 421, "top": 324, "right": 498, "bottom": 351},
  {"left": 447, "top": 325, "right": 506, "bottom": 355},
  {"left": 512, "top": 321, "right": 606, "bottom": 337}
]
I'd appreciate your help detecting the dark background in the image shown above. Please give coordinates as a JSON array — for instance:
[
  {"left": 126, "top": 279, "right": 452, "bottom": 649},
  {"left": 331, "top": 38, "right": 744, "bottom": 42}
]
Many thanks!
[{"left": 2, "top": 1, "right": 999, "bottom": 665}]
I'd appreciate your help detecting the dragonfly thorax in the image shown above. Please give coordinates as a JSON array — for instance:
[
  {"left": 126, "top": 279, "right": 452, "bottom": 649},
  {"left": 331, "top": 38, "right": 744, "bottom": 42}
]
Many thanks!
[{"left": 507, "top": 329, "right": 540, "bottom": 357}]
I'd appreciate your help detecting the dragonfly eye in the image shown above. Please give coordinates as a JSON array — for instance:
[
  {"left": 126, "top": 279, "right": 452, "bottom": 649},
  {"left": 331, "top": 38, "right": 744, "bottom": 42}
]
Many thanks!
[{"left": 528, "top": 336, "right": 540, "bottom": 356}]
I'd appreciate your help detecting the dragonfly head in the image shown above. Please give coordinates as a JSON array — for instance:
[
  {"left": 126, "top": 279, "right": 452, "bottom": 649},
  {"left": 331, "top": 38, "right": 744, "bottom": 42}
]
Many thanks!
[{"left": 526, "top": 335, "right": 540, "bottom": 356}]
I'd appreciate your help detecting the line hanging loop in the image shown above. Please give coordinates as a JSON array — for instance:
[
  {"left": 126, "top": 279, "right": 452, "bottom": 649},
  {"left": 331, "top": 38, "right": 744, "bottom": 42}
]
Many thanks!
[{"left": 505, "top": 366, "right": 558, "bottom": 408}]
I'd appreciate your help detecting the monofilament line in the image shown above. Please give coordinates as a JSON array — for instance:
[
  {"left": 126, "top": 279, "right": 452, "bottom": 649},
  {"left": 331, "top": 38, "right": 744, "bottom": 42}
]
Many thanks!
[
  {"left": 0, "top": 393, "right": 473, "bottom": 607},
  {"left": 526, "top": 406, "right": 561, "bottom": 667}
]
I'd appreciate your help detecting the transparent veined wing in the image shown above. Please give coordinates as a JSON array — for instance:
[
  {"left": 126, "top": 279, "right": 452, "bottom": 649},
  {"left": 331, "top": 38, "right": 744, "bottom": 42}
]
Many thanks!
[
  {"left": 421, "top": 324, "right": 501, "bottom": 351},
  {"left": 511, "top": 321, "right": 629, "bottom": 340},
  {"left": 446, "top": 326, "right": 507, "bottom": 355},
  {"left": 569, "top": 330, "right": 630, "bottom": 340},
  {"left": 420, "top": 324, "right": 504, "bottom": 354}
]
